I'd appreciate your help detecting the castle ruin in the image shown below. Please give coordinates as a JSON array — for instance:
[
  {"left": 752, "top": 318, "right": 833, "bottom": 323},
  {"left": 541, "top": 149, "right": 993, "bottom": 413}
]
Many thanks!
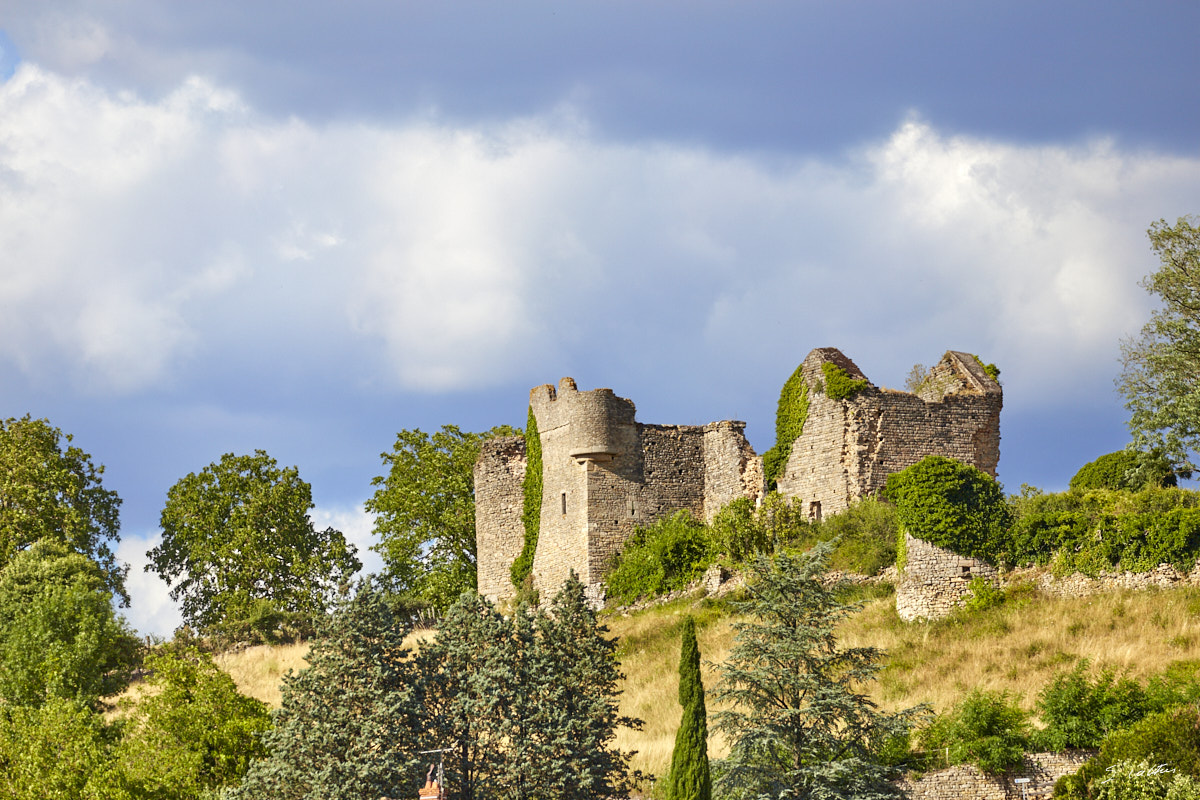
[{"left": 475, "top": 347, "right": 1003, "bottom": 606}]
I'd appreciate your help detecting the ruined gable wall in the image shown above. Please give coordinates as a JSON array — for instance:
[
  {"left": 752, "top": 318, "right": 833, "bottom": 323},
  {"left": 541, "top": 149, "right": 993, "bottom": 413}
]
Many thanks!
[
  {"left": 778, "top": 349, "right": 1001, "bottom": 518},
  {"left": 474, "top": 435, "right": 527, "bottom": 604}
]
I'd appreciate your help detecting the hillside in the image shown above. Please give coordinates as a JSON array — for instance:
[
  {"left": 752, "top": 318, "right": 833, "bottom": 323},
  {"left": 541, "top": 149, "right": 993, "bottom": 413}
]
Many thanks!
[{"left": 217, "top": 579, "right": 1200, "bottom": 781}]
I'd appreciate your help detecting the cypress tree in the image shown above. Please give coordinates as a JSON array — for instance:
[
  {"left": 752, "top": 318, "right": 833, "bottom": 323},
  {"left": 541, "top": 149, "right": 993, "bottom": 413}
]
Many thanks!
[{"left": 666, "top": 616, "right": 711, "bottom": 800}]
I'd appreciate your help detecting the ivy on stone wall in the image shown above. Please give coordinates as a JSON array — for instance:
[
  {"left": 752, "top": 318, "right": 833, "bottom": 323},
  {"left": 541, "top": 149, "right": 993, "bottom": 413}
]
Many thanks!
[
  {"left": 762, "top": 364, "right": 810, "bottom": 490},
  {"left": 883, "top": 455, "right": 1012, "bottom": 564},
  {"left": 820, "top": 362, "right": 868, "bottom": 401},
  {"left": 510, "top": 406, "right": 543, "bottom": 588},
  {"left": 971, "top": 354, "right": 1001, "bottom": 384}
]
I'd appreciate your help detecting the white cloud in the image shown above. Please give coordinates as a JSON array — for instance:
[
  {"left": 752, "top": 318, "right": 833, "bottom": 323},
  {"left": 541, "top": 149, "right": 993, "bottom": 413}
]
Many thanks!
[
  {"left": 311, "top": 504, "right": 383, "bottom": 578},
  {"left": 1, "top": 65, "right": 1198, "bottom": 404},
  {"left": 116, "top": 530, "right": 182, "bottom": 639}
]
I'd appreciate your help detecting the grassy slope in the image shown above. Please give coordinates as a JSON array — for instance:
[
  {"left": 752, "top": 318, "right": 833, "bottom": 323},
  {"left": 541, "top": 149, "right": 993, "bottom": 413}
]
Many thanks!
[{"left": 216, "top": 583, "right": 1200, "bottom": 781}]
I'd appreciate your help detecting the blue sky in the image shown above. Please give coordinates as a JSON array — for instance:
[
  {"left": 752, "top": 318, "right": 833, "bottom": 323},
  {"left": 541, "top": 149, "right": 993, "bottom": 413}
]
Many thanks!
[{"left": 1, "top": 1, "right": 1199, "bottom": 635}]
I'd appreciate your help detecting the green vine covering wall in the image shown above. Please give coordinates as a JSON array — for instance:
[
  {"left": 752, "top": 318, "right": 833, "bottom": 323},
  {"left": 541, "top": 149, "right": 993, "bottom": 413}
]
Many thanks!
[
  {"left": 510, "top": 406, "right": 543, "bottom": 587},
  {"left": 762, "top": 364, "right": 810, "bottom": 490},
  {"left": 971, "top": 354, "right": 1001, "bottom": 384},
  {"left": 820, "top": 361, "right": 868, "bottom": 401}
]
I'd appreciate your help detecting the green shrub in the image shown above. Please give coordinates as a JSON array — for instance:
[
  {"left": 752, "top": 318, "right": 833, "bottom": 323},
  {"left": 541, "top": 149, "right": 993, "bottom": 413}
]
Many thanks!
[
  {"left": 962, "top": 577, "right": 1007, "bottom": 613},
  {"left": 1071, "top": 450, "right": 1180, "bottom": 492},
  {"left": 709, "top": 498, "right": 773, "bottom": 563},
  {"left": 972, "top": 354, "right": 1002, "bottom": 384},
  {"left": 1146, "top": 661, "right": 1200, "bottom": 712},
  {"left": 920, "top": 688, "right": 1030, "bottom": 774},
  {"left": 884, "top": 456, "right": 1012, "bottom": 563},
  {"left": 605, "top": 511, "right": 715, "bottom": 604},
  {"left": 820, "top": 361, "right": 869, "bottom": 400},
  {"left": 1056, "top": 706, "right": 1200, "bottom": 799},
  {"left": 1034, "top": 661, "right": 1148, "bottom": 751},
  {"left": 815, "top": 497, "right": 899, "bottom": 575},
  {"left": 762, "top": 364, "right": 810, "bottom": 490},
  {"left": 1093, "top": 759, "right": 1199, "bottom": 800}
]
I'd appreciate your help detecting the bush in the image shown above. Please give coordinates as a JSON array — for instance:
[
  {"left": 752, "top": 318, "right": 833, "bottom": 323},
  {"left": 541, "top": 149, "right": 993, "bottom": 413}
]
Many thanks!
[
  {"left": 820, "top": 361, "right": 868, "bottom": 400},
  {"left": 1071, "top": 450, "right": 1180, "bottom": 492},
  {"left": 1056, "top": 706, "right": 1200, "bottom": 799},
  {"left": 709, "top": 498, "right": 773, "bottom": 563},
  {"left": 920, "top": 689, "right": 1030, "bottom": 774},
  {"left": 1034, "top": 661, "right": 1148, "bottom": 751},
  {"left": 884, "top": 456, "right": 1012, "bottom": 564},
  {"left": 605, "top": 511, "right": 715, "bottom": 604}
]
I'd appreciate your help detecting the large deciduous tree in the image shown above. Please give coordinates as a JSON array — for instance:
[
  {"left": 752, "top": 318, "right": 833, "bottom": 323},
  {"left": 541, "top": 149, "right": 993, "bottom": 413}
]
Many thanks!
[
  {"left": 713, "top": 542, "right": 921, "bottom": 800},
  {"left": 366, "top": 424, "right": 517, "bottom": 610},
  {"left": 1119, "top": 215, "right": 1200, "bottom": 475},
  {"left": 0, "top": 415, "right": 125, "bottom": 601},
  {"left": 148, "top": 450, "right": 360, "bottom": 637}
]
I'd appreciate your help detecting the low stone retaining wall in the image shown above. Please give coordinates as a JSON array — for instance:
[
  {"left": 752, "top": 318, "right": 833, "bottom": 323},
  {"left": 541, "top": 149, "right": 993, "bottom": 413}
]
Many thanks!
[{"left": 898, "top": 750, "right": 1094, "bottom": 800}]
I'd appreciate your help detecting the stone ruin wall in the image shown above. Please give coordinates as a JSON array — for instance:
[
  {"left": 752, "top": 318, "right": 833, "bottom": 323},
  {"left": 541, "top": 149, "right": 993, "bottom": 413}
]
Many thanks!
[
  {"left": 474, "top": 435, "right": 528, "bottom": 603},
  {"left": 475, "top": 378, "right": 765, "bottom": 604},
  {"left": 898, "top": 751, "right": 1093, "bottom": 800},
  {"left": 476, "top": 347, "right": 1002, "bottom": 606},
  {"left": 896, "top": 534, "right": 998, "bottom": 621},
  {"left": 777, "top": 348, "right": 1002, "bottom": 519}
]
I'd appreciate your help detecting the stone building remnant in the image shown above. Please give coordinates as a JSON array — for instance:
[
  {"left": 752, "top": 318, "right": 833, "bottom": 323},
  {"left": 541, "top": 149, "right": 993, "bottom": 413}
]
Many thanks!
[
  {"left": 475, "top": 347, "right": 1003, "bottom": 607},
  {"left": 777, "top": 348, "right": 1002, "bottom": 520}
]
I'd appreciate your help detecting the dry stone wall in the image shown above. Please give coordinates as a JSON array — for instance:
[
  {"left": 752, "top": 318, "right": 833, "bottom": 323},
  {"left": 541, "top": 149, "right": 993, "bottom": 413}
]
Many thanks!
[
  {"left": 898, "top": 751, "right": 1093, "bottom": 800},
  {"left": 778, "top": 349, "right": 1001, "bottom": 518},
  {"left": 897, "top": 534, "right": 997, "bottom": 621}
]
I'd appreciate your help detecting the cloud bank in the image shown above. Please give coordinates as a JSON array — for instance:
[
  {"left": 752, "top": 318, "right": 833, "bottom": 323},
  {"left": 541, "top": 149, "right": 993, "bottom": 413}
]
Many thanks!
[{"left": 2, "top": 64, "right": 1198, "bottom": 406}]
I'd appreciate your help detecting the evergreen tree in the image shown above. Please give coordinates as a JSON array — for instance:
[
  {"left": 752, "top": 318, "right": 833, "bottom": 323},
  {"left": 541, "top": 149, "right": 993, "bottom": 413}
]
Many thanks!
[
  {"left": 666, "top": 616, "right": 711, "bottom": 800},
  {"left": 418, "top": 574, "right": 637, "bottom": 800},
  {"left": 228, "top": 585, "right": 425, "bottom": 800},
  {"left": 713, "top": 542, "right": 922, "bottom": 800}
]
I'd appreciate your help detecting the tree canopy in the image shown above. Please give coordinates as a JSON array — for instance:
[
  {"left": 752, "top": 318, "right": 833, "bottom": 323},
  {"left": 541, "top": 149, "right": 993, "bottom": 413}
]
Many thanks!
[
  {"left": 366, "top": 424, "right": 517, "bottom": 610},
  {"left": 148, "top": 450, "right": 361, "bottom": 638},
  {"left": 666, "top": 616, "right": 711, "bottom": 800},
  {"left": 0, "top": 538, "right": 138, "bottom": 709},
  {"left": 713, "top": 543, "right": 920, "bottom": 800},
  {"left": 1119, "top": 215, "right": 1200, "bottom": 475},
  {"left": 0, "top": 415, "right": 125, "bottom": 601}
]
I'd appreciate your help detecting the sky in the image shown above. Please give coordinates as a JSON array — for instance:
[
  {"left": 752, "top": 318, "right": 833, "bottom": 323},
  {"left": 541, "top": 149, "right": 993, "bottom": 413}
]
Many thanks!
[{"left": 1, "top": 1, "right": 1199, "bottom": 636}]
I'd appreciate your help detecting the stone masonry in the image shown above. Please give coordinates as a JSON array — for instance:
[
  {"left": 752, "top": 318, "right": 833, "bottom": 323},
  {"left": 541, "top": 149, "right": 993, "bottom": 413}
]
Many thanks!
[
  {"left": 777, "top": 348, "right": 1002, "bottom": 519},
  {"left": 897, "top": 534, "right": 998, "bottom": 621},
  {"left": 475, "top": 378, "right": 765, "bottom": 605},
  {"left": 475, "top": 347, "right": 1003, "bottom": 605}
]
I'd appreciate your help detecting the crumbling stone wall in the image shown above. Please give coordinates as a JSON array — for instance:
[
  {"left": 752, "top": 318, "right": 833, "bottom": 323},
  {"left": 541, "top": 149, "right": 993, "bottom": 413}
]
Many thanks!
[
  {"left": 475, "top": 378, "right": 764, "bottom": 604},
  {"left": 777, "top": 348, "right": 1001, "bottom": 519},
  {"left": 898, "top": 751, "right": 1093, "bottom": 800},
  {"left": 474, "top": 435, "right": 528, "bottom": 603},
  {"left": 897, "top": 534, "right": 998, "bottom": 621}
]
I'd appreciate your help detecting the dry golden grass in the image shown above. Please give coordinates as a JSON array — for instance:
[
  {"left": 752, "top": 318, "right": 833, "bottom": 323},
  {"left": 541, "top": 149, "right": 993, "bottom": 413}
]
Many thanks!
[
  {"left": 215, "top": 642, "right": 312, "bottom": 706},
  {"left": 605, "top": 582, "right": 1200, "bottom": 779},
  {"left": 175, "top": 583, "right": 1200, "bottom": 785}
]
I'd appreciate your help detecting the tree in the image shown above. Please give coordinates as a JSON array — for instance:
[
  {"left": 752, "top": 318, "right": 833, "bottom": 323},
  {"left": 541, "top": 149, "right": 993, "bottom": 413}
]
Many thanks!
[
  {"left": 148, "top": 450, "right": 361, "bottom": 637},
  {"left": 919, "top": 689, "right": 1030, "bottom": 774},
  {"left": 1119, "top": 215, "right": 1200, "bottom": 476},
  {"left": 115, "top": 646, "right": 271, "bottom": 800},
  {"left": 713, "top": 542, "right": 920, "bottom": 800},
  {"left": 366, "top": 424, "right": 518, "bottom": 610},
  {"left": 666, "top": 616, "right": 711, "bottom": 800},
  {"left": 0, "top": 415, "right": 125, "bottom": 601},
  {"left": 0, "top": 697, "right": 127, "bottom": 799},
  {"left": 418, "top": 575, "right": 639, "bottom": 800},
  {"left": 229, "top": 584, "right": 425, "bottom": 800},
  {"left": 0, "top": 538, "right": 139, "bottom": 709}
]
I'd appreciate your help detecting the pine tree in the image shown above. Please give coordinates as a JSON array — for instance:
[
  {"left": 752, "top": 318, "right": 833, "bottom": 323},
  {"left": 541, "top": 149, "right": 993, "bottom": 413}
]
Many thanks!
[
  {"left": 666, "top": 616, "right": 711, "bottom": 800},
  {"left": 228, "top": 585, "right": 426, "bottom": 800},
  {"left": 714, "top": 542, "right": 922, "bottom": 800}
]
